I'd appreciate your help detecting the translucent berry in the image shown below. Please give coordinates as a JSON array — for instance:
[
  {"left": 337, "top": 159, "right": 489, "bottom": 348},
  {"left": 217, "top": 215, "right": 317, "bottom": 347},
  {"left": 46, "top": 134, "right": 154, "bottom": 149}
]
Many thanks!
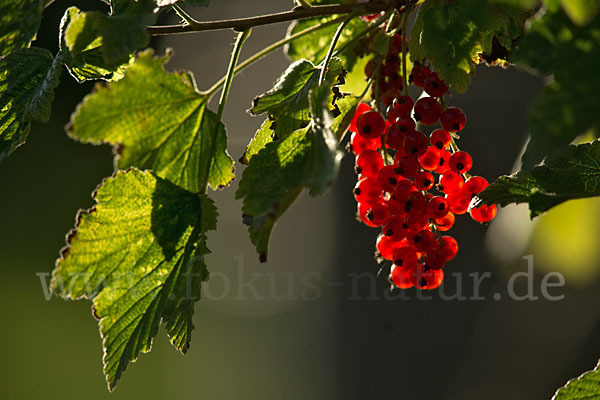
[
  {"left": 349, "top": 103, "right": 371, "bottom": 133},
  {"left": 355, "top": 149, "right": 383, "bottom": 178},
  {"left": 351, "top": 132, "right": 380, "bottom": 155},
  {"left": 430, "top": 129, "right": 452, "bottom": 150},
  {"left": 394, "top": 178, "right": 417, "bottom": 199},
  {"left": 439, "top": 172, "right": 464, "bottom": 194},
  {"left": 391, "top": 265, "right": 414, "bottom": 289},
  {"left": 440, "top": 107, "right": 466, "bottom": 132},
  {"left": 449, "top": 151, "right": 473, "bottom": 174},
  {"left": 392, "top": 96, "right": 414, "bottom": 116},
  {"left": 435, "top": 211, "right": 455, "bottom": 231},
  {"left": 364, "top": 58, "right": 377, "bottom": 79},
  {"left": 395, "top": 157, "right": 420, "bottom": 178},
  {"left": 377, "top": 165, "right": 401, "bottom": 193},
  {"left": 413, "top": 97, "right": 442, "bottom": 125},
  {"left": 464, "top": 176, "right": 489, "bottom": 195},
  {"left": 410, "top": 65, "right": 432, "bottom": 87},
  {"left": 357, "top": 110, "right": 386, "bottom": 139},
  {"left": 412, "top": 229, "right": 437, "bottom": 252},
  {"left": 395, "top": 115, "right": 416, "bottom": 134},
  {"left": 406, "top": 211, "right": 429, "bottom": 231},
  {"left": 426, "top": 196, "right": 450, "bottom": 219},
  {"left": 380, "top": 89, "right": 402, "bottom": 107},
  {"left": 365, "top": 202, "right": 391, "bottom": 227},
  {"left": 412, "top": 264, "right": 444, "bottom": 289},
  {"left": 392, "top": 246, "right": 418, "bottom": 269},
  {"left": 403, "top": 131, "right": 429, "bottom": 157},
  {"left": 376, "top": 234, "right": 407, "bottom": 260},
  {"left": 414, "top": 171, "right": 435, "bottom": 191},
  {"left": 425, "top": 251, "right": 447, "bottom": 270},
  {"left": 447, "top": 192, "right": 471, "bottom": 215},
  {"left": 382, "top": 215, "right": 410, "bottom": 242},
  {"left": 438, "top": 236, "right": 458, "bottom": 261},
  {"left": 404, "top": 191, "right": 427, "bottom": 215},
  {"left": 354, "top": 177, "right": 383, "bottom": 205},
  {"left": 470, "top": 204, "right": 497, "bottom": 223},
  {"left": 357, "top": 202, "right": 378, "bottom": 227},
  {"left": 384, "top": 125, "right": 406, "bottom": 150},
  {"left": 434, "top": 149, "right": 451, "bottom": 174},
  {"left": 424, "top": 74, "right": 448, "bottom": 97},
  {"left": 386, "top": 104, "right": 401, "bottom": 124}
]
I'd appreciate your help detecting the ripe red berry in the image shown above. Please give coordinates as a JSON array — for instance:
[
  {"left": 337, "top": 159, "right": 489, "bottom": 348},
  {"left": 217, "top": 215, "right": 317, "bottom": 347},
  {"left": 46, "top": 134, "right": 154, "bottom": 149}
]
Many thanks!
[
  {"left": 357, "top": 202, "right": 379, "bottom": 227},
  {"left": 404, "top": 191, "right": 427, "bottom": 215},
  {"left": 387, "top": 72, "right": 404, "bottom": 91},
  {"left": 349, "top": 103, "right": 371, "bottom": 133},
  {"left": 426, "top": 196, "right": 450, "bottom": 219},
  {"left": 364, "top": 58, "right": 377, "bottom": 79},
  {"left": 440, "top": 107, "right": 466, "bottom": 132},
  {"left": 376, "top": 234, "right": 407, "bottom": 260},
  {"left": 386, "top": 104, "right": 401, "bottom": 124},
  {"left": 412, "top": 229, "right": 437, "bottom": 252},
  {"left": 411, "top": 264, "right": 443, "bottom": 289},
  {"left": 391, "top": 265, "right": 414, "bottom": 289},
  {"left": 395, "top": 115, "right": 416, "bottom": 134},
  {"left": 425, "top": 251, "right": 447, "bottom": 270},
  {"left": 406, "top": 211, "right": 429, "bottom": 231},
  {"left": 439, "top": 172, "right": 464, "bottom": 194},
  {"left": 392, "top": 96, "right": 414, "bottom": 116},
  {"left": 350, "top": 132, "right": 380, "bottom": 155},
  {"left": 470, "top": 203, "right": 497, "bottom": 223},
  {"left": 449, "top": 151, "right": 473, "bottom": 174},
  {"left": 434, "top": 149, "right": 451, "bottom": 174},
  {"left": 395, "top": 156, "right": 420, "bottom": 178},
  {"left": 384, "top": 125, "right": 406, "bottom": 150},
  {"left": 438, "top": 236, "right": 458, "bottom": 261},
  {"left": 357, "top": 110, "right": 386, "bottom": 139},
  {"left": 354, "top": 177, "right": 383, "bottom": 205},
  {"left": 429, "top": 129, "right": 452, "bottom": 150},
  {"left": 394, "top": 178, "right": 417, "bottom": 199},
  {"left": 447, "top": 192, "right": 471, "bottom": 215},
  {"left": 403, "top": 131, "right": 429, "bottom": 157},
  {"left": 435, "top": 211, "right": 455, "bottom": 231},
  {"left": 355, "top": 149, "right": 383, "bottom": 178},
  {"left": 410, "top": 65, "right": 432, "bottom": 87},
  {"left": 365, "top": 202, "right": 391, "bottom": 227},
  {"left": 380, "top": 89, "right": 402, "bottom": 108},
  {"left": 464, "top": 176, "right": 489, "bottom": 195},
  {"left": 424, "top": 74, "right": 448, "bottom": 97},
  {"left": 414, "top": 171, "right": 435, "bottom": 191},
  {"left": 413, "top": 97, "right": 442, "bottom": 125},
  {"left": 382, "top": 215, "right": 410, "bottom": 242},
  {"left": 393, "top": 247, "right": 419, "bottom": 269},
  {"left": 377, "top": 165, "right": 401, "bottom": 193}
]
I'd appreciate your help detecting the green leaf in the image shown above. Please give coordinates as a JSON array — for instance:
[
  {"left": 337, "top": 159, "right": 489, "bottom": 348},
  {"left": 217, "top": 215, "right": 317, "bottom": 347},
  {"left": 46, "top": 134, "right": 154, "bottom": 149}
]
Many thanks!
[
  {"left": 552, "top": 360, "right": 600, "bottom": 399},
  {"left": 559, "top": 0, "right": 600, "bottom": 26},
  {"left": 157, "top": 0, "right": 210, "bottom": 5},
  {"left": 513, "top": 6, "right": 600, "bottom": 168},
  {"left": 59, "top": 7, "right": 132, "bottom": 82},
  {"left": 62, "top": 0, "right": 156, "bottom": 72},
  {"left": 285, "top": 16, "right": 368, "bottom": 73},
  {"left": 0, "top": 0, "right": 46, "bottom": 57},
  {"left": 0, "top": 47, "right": 64, "bottom": 161},
  {"left": 69, "top": 49, "right": 234, "bottom": 192},
  {"left": 477, "top": 140, "right": 600, "bottom": 217},
  {"left": 410, "top": 0, "right": 532, "bottom": 92},
  {"left": 51, "top": 168, "right": 217, "bottom": 391}
]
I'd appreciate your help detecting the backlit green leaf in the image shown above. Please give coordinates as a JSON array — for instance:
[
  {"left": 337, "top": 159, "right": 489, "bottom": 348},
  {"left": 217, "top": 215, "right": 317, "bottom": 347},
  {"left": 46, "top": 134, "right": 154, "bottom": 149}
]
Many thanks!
[
  {"left": 0, "top": 0, "right": 46, "bottom": 57},
  {"left": 552, "top": 360, "right": 600, "bottom": 400},
  {"left": 69, "top": 49, "right": 234, "bottom": 192},
  {"left": 477, "top": 140, "right": 600, "bottom": 217},
  {"left": 52, "top": 169, "right": 217, "bottom": 390}
]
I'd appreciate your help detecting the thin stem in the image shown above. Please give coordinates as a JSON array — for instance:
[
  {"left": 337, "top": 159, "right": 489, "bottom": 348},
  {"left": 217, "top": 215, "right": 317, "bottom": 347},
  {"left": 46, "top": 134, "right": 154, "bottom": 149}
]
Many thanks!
[
  {"left": 171, "top": 4, "right": 199, "bottom": 28},
  {"left": 296, "top": 0, "right": 312, "bottom": 8},
  {"left": 147, "top": 1, "right": 407, "bottom": 36},
  {"left": 401, "top": 6, "right": 410, "bottom": 96},
  {"left": 204, "top": 15, "right": 346, "bottom": 98},
  {"left": 332, "top": 10, "right": 392, "bottom": 58},
  {"left": 318, "top": 11, "right": 360, "bottom": 85},
  {"left": 200, "top": 29, "right": 251, "bottom": 194}
]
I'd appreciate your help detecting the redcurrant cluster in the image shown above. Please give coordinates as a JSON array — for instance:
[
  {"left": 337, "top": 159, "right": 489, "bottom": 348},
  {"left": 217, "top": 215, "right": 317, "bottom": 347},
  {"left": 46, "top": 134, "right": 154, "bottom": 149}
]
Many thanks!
[{"left": 348, "top": 64, "right": 497, "bottom": 290}]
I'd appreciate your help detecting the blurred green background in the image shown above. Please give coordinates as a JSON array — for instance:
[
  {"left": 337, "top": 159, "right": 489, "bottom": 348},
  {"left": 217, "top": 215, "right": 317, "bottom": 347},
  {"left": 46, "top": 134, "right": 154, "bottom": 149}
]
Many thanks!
[{"left": 1, "top": 1, "right": 599, "bottom": 399}]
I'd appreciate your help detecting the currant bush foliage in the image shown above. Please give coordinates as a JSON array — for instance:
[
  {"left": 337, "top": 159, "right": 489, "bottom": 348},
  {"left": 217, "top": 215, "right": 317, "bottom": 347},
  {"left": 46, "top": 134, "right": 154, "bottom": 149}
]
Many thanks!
[
  {"left": 1, "top": 0, "right": 599, "bottom": 393},
  {"left": 552, "top": 360, "right": 600, "bottom": 400}
]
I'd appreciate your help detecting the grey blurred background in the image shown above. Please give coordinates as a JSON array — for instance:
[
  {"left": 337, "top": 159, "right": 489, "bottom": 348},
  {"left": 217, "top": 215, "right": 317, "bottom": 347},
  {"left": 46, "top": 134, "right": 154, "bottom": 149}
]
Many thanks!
[{"left": 1, "top": 1, "right": 599, "bottom": 399}]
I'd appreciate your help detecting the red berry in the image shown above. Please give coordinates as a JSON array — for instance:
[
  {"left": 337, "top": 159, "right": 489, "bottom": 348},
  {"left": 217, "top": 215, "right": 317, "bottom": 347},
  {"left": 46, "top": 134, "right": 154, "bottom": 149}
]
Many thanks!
[
  {"left": 412, "top": 229, "right": 437, "bottom": 252},
  {"left": 385, "top": 54, "right": 401, "bottom": 70},
  {"left": 438, "top": 236, "right": 458, "bottom": 261},
  {"left": 406, "top": 211, "right": 429, "bottom": 231},
  {"left": 447, "top": 192, "right": 471, "bottom": 215},
  {"left": 384, "top": 125, "right": 407, "bottom": 150},
  {"left": 435, "top": 211, "right": 455, "bottom": 231},
  {"left": 425, "top": 251, "right": 447, "bottom": 270},
  {"left": 391, "top": 265, "right": 414, "bottom": 289},
  {"left": 382, "top": 215, "right": 410, "bottom": 242},
  {"left": 376, "top": 234, "right": 407, "bottom": 260},
  {"left": 364, "top": 59, "right": 377, "bottom": 79},
  {"left": 349, "top": 103, "right": 371, "bottom": 133},
  {"left": 464, "top": 176, "right": 489, "bottom": 195},
  {"left": 430, "top": 129, "right": 452, "bottom": 150},
  {"left": 387, "top": 72, "right": 403, "bottom": 91},
  {"left": 410, "top": 65, "right": 432, "bottom": 87},
  {"left": 404, "top": 191, "right": 427, "bottom": 215},
  {"left": 403, "top": 131, "right": 429, "bottom": 157},
  {"left": 350, "top": 132, "right": 380, "bottom": 155},
  {"left": 470, "top": 203, "right": 497, "bottom": 223},
  {"left": 380, "top": 89, "right": 402, "bottom": 108},
  {"left": 434, "top": 149, "right": 451, "bottom": 174},
  {"left": 392, "top": 95, "right": 414, "bottom": 116},
  {"left": 393, "top": 247, "right": 419, "bottom": 269},
  {"left": 414, "top": 171, "right": 435, "bottom": 191},
  {"left": 377, "top": 165, "right": 401, "bottom": 193},
  {"left": 389, "top": 33, "right": 405, "bottom": 54},
  {"left": 426, "top": 196, "right": 450, "bottom": 219},
  {"left": 355, "top": 149, "right": 384, "bottom": 178},
  {"left": 395, "top": 115, "right": 416, "bottom": 134},
  {"left": 411, "top": 264, "right": 444, "bottom": 289},
  {"left": 413, "top": 97, "right": 442, "bottom": 125},
  {"left": 357, "top": 110, "right": 386, "bottom": 139},
  {"left": 386, "top": 104, "right": 401, "bottom": 124},
  {"left": 357, "top": 202, "right": 379, "bottom": 227},
  {"left": 449, "top": 151, "right": 473, "bottom": 174},
  {"left": 394, "top": 178, "right": 417, "bottom": 199},
  {"left": 440, "top": 107, "right": 466, "bottom": 132},
  {"left": 424, "top": 74, "right": 448, "bottom": 97},
  {"left": 395, "top": 157, "right": 420, "bottom": 178},
  {"left": 354, "top": 177, "right": 383, "bottom": 205},
  {"left": 439, "top": 172, "right": 464, "bottom": 194},
  {"left": 365, "top": 203, "right": 391, "bottom": 226}
]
